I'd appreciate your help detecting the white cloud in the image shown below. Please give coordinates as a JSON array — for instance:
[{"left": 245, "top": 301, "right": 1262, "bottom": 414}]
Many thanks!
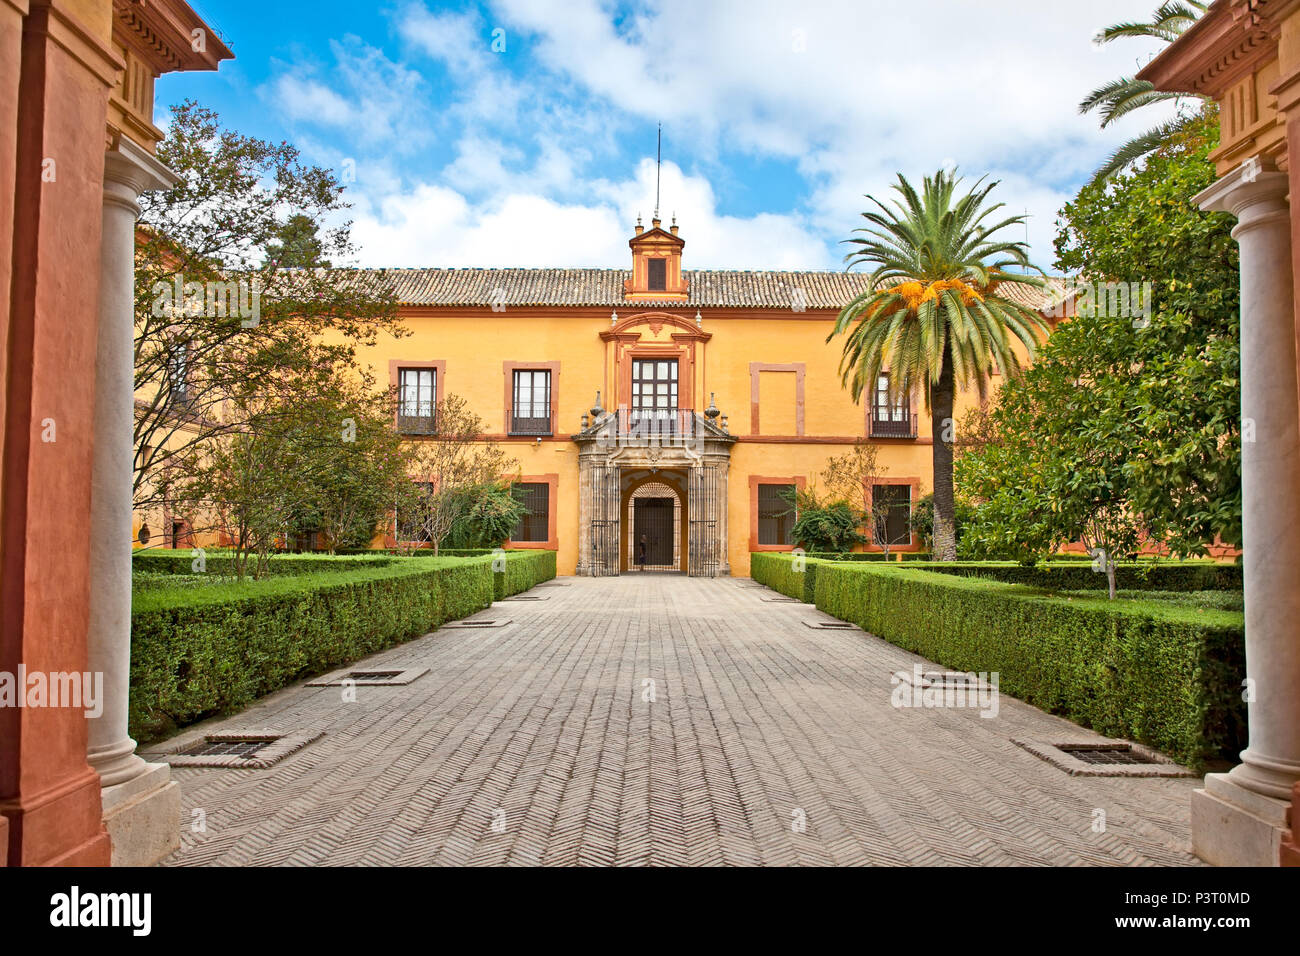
[
  {"left": 347, "top": 158, "right": 829, "bottom": 269},
  {"left": 267, "top": 0, "right": 1196, "bottom": 272},
  {"left": 263, "top": 36, "right": 434, "bottom": 148}
]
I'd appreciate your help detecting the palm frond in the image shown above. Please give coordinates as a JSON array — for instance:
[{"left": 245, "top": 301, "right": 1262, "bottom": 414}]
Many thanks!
[
  {"left": 1087, "top": 115, "right": 1195, "bottom": 186},
  {"left": 830, "top": 169, "right": 1050, "bottom": 412}
]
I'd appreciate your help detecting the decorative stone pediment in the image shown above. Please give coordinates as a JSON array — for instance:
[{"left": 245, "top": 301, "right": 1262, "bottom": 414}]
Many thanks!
[{"left": 600, "top": 311, "right": 710, "bottom": 343}]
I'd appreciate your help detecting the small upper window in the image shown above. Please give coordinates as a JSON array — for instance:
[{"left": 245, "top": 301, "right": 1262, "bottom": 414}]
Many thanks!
[{"left": 647, "top": 258, "right": 667, "bottom": 292}]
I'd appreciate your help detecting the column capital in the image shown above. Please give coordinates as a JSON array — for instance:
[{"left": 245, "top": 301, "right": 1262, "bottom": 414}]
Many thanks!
[
  {"left": 104, "top": 136, "right": 177, "bottom": 199},
  {"left": 1195, "top": 159, "right": 1289, "bottom": 225}
]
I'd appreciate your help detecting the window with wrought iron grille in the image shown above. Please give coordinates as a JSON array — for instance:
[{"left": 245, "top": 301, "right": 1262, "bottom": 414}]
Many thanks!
[
  {"left": 398, "top": 367, "right": 436, "bottom": 434},
  {"left": 870, "top": 372, "right": 913, "bottom": 437},
  {"left": 511, "top": 482, "right": 549, "bottom": 542},
  {"left": 167, "top": 342, "right": 189, "bottom": 406},
  {"left": 758, "top": 483, "right": 796, "bottom": 546},
  {"left": 510, "top": 370, "right": 552, "bottom": 435},
  {"left": 873, "top": 484, "right": 912, "bottom": 546}
]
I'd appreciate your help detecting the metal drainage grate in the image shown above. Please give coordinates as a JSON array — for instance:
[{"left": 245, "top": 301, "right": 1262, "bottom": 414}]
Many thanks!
[
  {"left": 181, "top": 737, "right": 272, "bottom": 759},
  {"left": 501, "top": 594, "right": 549, "bottom": 601},
  {"left": 894, "top": 669, "right": 996, "bottom": 692},
  {"left": 156, "top": 731, "right": 324, "bottom": 769},
  {"left": 803, "top": 620, "right": 857, "bottom": 630},
  {"left": 445, "top": 619, "right": 512, "bottom": 628},
  {"left": 924, "top": 672, "right": 979, "bottom": 685},
  {"left": 307, "top": 666, "right": 429, "bottom": 687},
  {"left": 1059, "top": 745, "right": 1159, "bottom": 766},
  {"left": 1011, "top": 738, "right": 1195, "bottom": 778},
  {"left": 762, "top": 596, "right": 801, "bottom": 603}
]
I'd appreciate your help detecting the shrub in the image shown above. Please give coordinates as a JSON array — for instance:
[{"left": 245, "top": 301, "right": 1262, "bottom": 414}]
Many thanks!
[
  {"left": 493, "top": 550, "right": 558, "bottom": 600},
  {"left": 132, "top": 550, "right": 397, "bottom": 576},
  {"left": 444, "top": 482, "right": 529, "bottom": 549},
  {"left": 129, "top": 551, "right": 554, "bottom": 743},
  {"left": 786, "top": 492, "right": 866, "bottom": 554},
  {"left": 771, "top": 555, "right": 1245, "bottom": 768},
  {"left": 752, "top": 552, "right": 826, "bottom": 602},
  {"left": 802, "top": 552, "right": 933, "bottom": 562},
  {"left": 916, "top": 560, "right": 1241, "bottom": 592}
]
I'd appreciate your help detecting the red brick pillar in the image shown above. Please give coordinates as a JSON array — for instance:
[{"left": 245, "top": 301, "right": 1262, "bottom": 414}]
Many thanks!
[{"left": 0, "top": 0, "right": 121, "bottom": 866}]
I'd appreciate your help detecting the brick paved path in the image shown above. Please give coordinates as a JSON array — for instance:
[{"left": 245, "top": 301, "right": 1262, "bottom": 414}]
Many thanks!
[{"left": 154, "top": 575, "right": 1201, "bottom": 866}]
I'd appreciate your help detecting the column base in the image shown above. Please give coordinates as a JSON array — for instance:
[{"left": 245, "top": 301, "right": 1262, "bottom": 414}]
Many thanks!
[
  {"left": 101, "top": 762, "right": 180, "bottom": 867},
  {"left": 1192, "top": 772, "right": 1293, "bottom": 866}
]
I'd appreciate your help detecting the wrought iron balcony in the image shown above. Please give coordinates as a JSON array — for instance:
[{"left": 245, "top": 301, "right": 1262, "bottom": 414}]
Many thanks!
[
  {"left": 575, "top": 405, "right": 733, "bottom": 447},
  {"left": 869, "top": 410, "right": 917, "bottom": 439},
  {"left": 617, "top": 407, "right": 701, "bottom": 438},
  {"left": 509, "top": 414, "right": 553, "bottom": 436},
  {"left": 397, "top": 413, "right": 437, "bottom": 436}
]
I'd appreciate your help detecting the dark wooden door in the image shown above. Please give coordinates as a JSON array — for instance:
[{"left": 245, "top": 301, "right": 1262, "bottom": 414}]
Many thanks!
[{"left": 633, "top": 497, "right": 674, "bottom": 567}]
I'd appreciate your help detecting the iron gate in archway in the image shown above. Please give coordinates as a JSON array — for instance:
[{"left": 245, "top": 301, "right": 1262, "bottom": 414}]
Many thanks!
[
  {"left": 588, "top": 461, "right": 620, "bottom": 576},
  {"left": 688, "top": 464, "right": 721, "bottom": 577}
]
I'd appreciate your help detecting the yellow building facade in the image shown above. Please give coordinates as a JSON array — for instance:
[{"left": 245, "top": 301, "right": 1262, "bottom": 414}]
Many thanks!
[{"left": 361, "top": 218, "right": 1054, "bottom": 577}]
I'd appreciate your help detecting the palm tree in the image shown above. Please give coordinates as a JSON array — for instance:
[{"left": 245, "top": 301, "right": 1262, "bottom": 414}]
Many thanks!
[
  {"left": 829, "top": 171, "right": 1049, "bottom": 561},
  {"left": 1081, "top": 1, "right": 1208, "bottom": 184}
]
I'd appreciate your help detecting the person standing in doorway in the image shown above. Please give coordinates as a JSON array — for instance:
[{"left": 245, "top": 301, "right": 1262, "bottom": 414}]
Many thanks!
[{"left": 637, "top": 534, "right": 648, "bottom": 570}]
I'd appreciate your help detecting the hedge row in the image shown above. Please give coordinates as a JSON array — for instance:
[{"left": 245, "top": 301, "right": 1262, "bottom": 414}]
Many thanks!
[
  {"left": 133, "top": 550, "right": 397, "bottom": 576},
  {"left": 916, "top": 561, "right": 1241, "bottom": 592},
  {"left": 494, "top": 550, "right": 558, "bottom": 600},
  {"left": 752, "top": 554, "right": 1246, "bottom": 768},
  {"left": 801, "top": 552, "right": 932, "bottom": 562},
  {"left": 752, "top": 553, "right": 827, "bottom": 602},
  {"left": 129, "top": 551, "right": 555, "bottom": 743}
]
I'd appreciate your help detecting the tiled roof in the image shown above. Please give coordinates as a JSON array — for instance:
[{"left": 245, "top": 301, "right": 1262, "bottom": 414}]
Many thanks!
[{"left": 373, "top": 267, "right": 1067, "bottom": 312}]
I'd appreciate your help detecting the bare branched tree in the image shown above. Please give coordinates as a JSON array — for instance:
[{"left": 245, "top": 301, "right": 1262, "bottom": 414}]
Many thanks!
[{"left": 401, "top": 394, "right": 519, "bottom": 556}]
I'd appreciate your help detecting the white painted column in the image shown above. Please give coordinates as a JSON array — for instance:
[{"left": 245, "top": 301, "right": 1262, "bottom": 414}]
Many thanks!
[
  {"left": 89, "top": 139, "right": 183, "bottom": 865},
  {"left": 87, "top": 139, "right": 175, "bottom": 788},
  {"left": 1193, "top": 162, "right": 1300, "bottom": 865}
]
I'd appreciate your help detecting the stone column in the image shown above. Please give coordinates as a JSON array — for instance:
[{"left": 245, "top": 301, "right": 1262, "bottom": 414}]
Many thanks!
[
  {"left": 87, "top": 137, "right": 181, "bottom": 865},
  {"left": 1193, "top": 162, "right": 1300, "bottom": 866}
]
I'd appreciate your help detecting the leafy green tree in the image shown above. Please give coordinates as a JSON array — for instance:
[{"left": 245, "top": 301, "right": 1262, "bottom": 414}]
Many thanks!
[
  {"left": 296, "top": 380, "right": 412, "bottom": 553},
  {"left": 955, "top": 352, "right": 1150, "bottom": 598},
  {"left": 1079, "top": 1, "right": 1207, "bottom": 184},
  {"left": 169, "top": 372, "right": 408, "bottom": 574},
  {"left": 958, "top": 113, "right": 1240, "bottom": 594},
  {"left": 135, "top": 100, "right": 403, "bottom": 512},
  {"left": 829, "top": 170, "right": 1048, "bottom": 561},
  {"left": 265, "top": 214, "right": 331, "bottom": 268},
  {"left": 1055, "top": 111, "right": 1240, "bottom": 546}
]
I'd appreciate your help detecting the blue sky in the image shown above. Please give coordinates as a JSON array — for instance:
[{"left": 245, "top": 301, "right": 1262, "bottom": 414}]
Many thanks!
[{"left": 161, "top": 0, "right": 1181, "bottom": 272}]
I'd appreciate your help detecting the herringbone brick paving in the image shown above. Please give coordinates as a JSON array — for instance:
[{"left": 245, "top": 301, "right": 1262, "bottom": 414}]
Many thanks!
[{"left": 154, "top": 575, "right": 1202, "bottom": 866}]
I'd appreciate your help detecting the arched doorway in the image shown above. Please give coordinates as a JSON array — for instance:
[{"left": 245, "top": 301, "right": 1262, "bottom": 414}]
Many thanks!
[{"left": 621, "top": 473, "right": 687, "bottom": 573}]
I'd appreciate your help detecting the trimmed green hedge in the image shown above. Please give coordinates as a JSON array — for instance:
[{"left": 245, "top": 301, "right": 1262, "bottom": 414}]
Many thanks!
[
  {"left": 752, "top": 552, "right": 827, "bottom": 602},
  {"left": 802, "top": 552, "right": 933, "bottom": 562},
  {"left": 129, "top": 551, "right": 555, "bottom": 743},
  {"left": 915, "top": 560, "right": 1241, "bottom": 592},
  {"left": 133, "top": 550, "right": 397, "bottom": 576},
  {"left": 753, "top": 554, "right": 1246, "bottom": 768},
  {"left": 494, "top": 550, "right": 558, "bottom": 600}
]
